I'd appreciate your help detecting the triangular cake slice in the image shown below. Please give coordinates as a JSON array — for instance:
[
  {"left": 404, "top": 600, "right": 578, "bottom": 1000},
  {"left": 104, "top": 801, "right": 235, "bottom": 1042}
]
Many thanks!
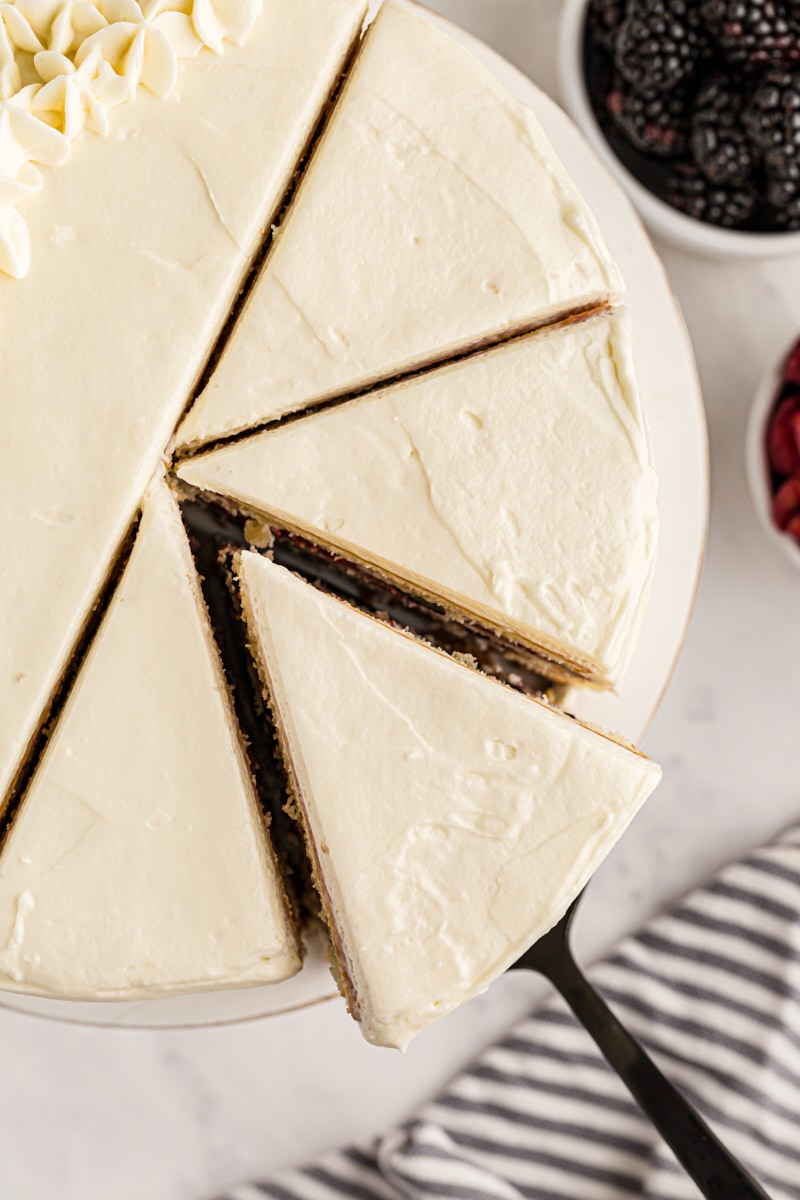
[
  {"left": 236, "top": 554, "right": 661, "bottom": 1049},
  {"left": 180, "top": 310, "right": 658, "bottom": 688},
  {"left": 0, "top": 478, "right": 300, "bottom": 1000},
  {"left": 177, "top": 0, "right": 623, "bottom": 449},
  {"left": 0, "top": 0, "right": 366, "bottom": 811}
]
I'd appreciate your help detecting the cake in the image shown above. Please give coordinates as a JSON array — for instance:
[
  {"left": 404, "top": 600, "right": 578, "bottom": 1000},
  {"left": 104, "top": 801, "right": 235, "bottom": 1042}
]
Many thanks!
[
  {"left": 175, "top": 0, "right": 622, "bottom": 449},
  {"left": 0, "top": 0, "right": 663, "bottom": 1029},
  {"left": 179, "top": 309, "right": 658, "bottom": 687},
  {"left": 236, "top": 552, "right": 661, "bottom": 1049},
  {"left": 0, "top": 477, "right": 300, "bottom": 999},
  {"left": 0, "top": 0, "right": 367, "bottom": 810}
]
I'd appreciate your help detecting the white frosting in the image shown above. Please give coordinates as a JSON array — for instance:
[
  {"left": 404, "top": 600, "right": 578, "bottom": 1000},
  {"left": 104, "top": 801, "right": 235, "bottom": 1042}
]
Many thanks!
[
  {"left": 180, "top": 311, "right": 659, "bottom": 685},
  {"left": 0, "top": 0, "right": 263, "bottom": 278},
  {"left": 237, "top": 554, "right": 661, "bottom": 1050},
  {"left": 0, "top": 478, "right": 300, "bottom": 1000},
  {"left": 177, "top": 0, "right": 623, "bottom": 449},
  {"left": 0, "top": 0, "right": 367, "bottom": 811},
  {"left": 0, "top": 81, "right": 69, "bottom": 276}
]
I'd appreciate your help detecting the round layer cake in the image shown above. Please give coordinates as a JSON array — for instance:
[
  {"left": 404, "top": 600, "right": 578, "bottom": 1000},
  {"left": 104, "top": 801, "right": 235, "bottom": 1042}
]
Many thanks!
[{"left": 0, "top": 0, "right": 663, "bottom": 1046}]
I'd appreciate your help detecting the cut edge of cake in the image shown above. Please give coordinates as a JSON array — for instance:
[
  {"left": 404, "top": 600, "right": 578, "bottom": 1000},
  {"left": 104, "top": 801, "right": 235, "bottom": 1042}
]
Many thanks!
[
  {"left": 204, "top": 490, "right": 603, "bottom": 688},
  {"left": 178, "top": 308, "right": 659, "bottom": 690},
  {"left": 234, "top": 559, "right": 361, "bottom": 1023}
]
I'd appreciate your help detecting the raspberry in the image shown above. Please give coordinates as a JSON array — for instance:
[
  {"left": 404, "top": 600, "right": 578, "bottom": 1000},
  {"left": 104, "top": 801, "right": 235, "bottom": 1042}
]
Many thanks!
[
  {"left": 667, "top": 166, "right": 758, "bottom": 225},
  {"left": 691, "top": 75, "right": 757, "bottom": 184},
  {"left": 616, "top": 0, "right": 708, "bottom": 93},
  {"left": 772, "top": 469, "right": 800, "bottom": 528},
  {"left": 607, "top": 78, "right": 688, "bottom": 155},
  {"left": 784, "top": 338, "right": 800, "bottom": 385},
  {"left": 744, "top": 69, "right": 800, "bottom": 182},
  {"left": 767, "top": 395, "right": 800, "bottom": 474},
  {"left": 701, "top": 0, "right": 800, "bottom": 69}
]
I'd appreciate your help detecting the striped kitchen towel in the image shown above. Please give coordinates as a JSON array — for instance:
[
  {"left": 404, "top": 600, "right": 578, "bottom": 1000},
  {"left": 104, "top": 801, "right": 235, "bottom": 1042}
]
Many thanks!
[{"left": 226, "top": 822, "right": 800, "bottom": 1200}]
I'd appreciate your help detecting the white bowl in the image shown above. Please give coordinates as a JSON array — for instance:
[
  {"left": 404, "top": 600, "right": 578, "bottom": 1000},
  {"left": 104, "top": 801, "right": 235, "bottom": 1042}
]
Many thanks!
[
  {"left": 558, "top": 0, "right": 800, "bottom": 260},
  {"left": 746, "top": 342, "right": 800, "bottom": 571}
]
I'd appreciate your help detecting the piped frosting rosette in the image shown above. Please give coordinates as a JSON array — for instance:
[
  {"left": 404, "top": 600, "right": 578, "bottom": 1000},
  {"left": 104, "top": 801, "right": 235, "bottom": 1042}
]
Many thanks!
[{"left": 0, "top": 0, "right": 262, "bottom": 278}]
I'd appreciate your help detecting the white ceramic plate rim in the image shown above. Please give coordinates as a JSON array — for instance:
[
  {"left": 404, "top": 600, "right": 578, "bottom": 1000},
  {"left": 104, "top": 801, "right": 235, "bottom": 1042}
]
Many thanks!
[{"left": 0, "top": 0, "right": 709, "bottom": 1029}]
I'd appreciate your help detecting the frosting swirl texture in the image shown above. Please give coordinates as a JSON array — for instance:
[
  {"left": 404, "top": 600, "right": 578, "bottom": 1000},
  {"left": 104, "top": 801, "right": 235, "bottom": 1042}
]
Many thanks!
[{"left": 0, "top": 0, "right": 263, "bottom": 278}]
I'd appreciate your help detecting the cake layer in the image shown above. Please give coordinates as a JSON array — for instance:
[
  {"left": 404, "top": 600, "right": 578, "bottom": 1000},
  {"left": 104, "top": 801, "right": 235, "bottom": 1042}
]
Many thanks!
[
  {"left": 180, "top": 311, "right": 658, "bottom": 687},
  {"left": 0, "top": 478, "right": 300, "bottom": 1000},
  {"left": 0, "top": 0, "right": 367, "bottom": 810},
  {"left": 236, "top": 553, "right": 661, "bottom": 1049},
  {"left": 177, "top": 0, "right": 622, "bottom": 450}
]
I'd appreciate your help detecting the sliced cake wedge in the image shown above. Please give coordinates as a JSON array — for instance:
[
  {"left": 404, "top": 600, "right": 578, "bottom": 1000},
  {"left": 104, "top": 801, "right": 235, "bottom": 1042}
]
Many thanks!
[
  {"left": 0, "top": 478, "right": 300, "bottom": 1000},
  {"left": 236, "top": 553, "right": 661, "bottom": 1050},
  {"left": 176, "top": 0, "right": 623, "bottom": 449},
  {"left": 179, "top": 310, "right": 658, "bottom": 688}
]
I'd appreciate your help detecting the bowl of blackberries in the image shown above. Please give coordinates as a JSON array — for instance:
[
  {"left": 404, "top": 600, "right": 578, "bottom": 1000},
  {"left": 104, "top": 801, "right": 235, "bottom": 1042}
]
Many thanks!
[
  {"left": 747, "top": 336, "right": 800, "bottom": 569},
  {"left": 559, "top": 0, "right": 800, "bottom": 256}
]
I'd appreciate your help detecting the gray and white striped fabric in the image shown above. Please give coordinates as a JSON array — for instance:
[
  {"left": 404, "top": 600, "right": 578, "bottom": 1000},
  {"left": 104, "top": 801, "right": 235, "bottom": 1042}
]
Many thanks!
[{"left": 226, "top": 822, "right": 800, "bottom": 1200}]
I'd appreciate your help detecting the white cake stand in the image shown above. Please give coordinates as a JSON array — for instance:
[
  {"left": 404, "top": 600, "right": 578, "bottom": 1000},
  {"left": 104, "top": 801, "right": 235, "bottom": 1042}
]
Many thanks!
[{"left": 0, "top": 3, "right": 708, "bottom": 1029}]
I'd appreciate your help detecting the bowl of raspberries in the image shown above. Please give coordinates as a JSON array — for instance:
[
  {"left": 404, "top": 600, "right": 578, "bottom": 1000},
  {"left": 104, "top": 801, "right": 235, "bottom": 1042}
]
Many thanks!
[
  {"left": 747, "top": 336, "right": 800, "bottom": 567},
  {"left": 559, "top": 0, "right": 800, "bottom": 256}
]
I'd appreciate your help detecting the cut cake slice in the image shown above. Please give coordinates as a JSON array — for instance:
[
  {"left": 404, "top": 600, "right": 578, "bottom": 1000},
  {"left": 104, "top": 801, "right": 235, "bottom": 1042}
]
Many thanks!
[
  {"left": 0, "top": 0, "right": 367, "bottom": 811},
  {"left": 236, "top": 553, "right": 661, "bottom": 1049},
  {"left": 0, "top": 478, "right": 300, "bottom": 1000},
  {"left": 176, "top": 0, "right": 623, "bottom": 449},
  {"left": 179, "top": 310, "right": 658, "bottom": 688}
]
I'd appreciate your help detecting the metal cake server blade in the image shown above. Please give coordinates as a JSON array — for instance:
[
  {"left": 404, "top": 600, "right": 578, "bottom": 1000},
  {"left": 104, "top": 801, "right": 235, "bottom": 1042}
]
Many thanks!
[{"left": 509, "top": 894, "right": 771, "bottom": 1199}]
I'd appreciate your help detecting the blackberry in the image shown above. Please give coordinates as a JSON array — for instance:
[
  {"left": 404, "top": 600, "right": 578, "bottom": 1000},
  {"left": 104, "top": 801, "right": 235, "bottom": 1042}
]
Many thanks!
[
  {"left": 776, "top": 196, "right": 800, "bottom": 226},
  {"left": 701, "top": 1, "right": 800, "bottom": 69},
  {"left": 616, "top": 0, "right": 708, "bottom": 93},
  {"left": 588, "top": 0, "right": 625, "bottom": 51},
  {"left": 666, "top": 166, "right": 758, "bottom": 225},
  {"left": 743, "top": 68, "right": 800, "bottom": 180},
  {"left": 691, "top": 75, "right": 757, "bottom": 184},
  {"left": 606, "top": 78, "right": 689, "bottom": 154},
  {"left": 766, "top": 175, "right": 800, "bottom": 225}
]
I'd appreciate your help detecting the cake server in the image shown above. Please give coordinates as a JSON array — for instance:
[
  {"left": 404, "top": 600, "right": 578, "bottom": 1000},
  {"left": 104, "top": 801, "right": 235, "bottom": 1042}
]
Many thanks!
[{"left": 510, "top": 895, "right": 772, "bottom": 1199}]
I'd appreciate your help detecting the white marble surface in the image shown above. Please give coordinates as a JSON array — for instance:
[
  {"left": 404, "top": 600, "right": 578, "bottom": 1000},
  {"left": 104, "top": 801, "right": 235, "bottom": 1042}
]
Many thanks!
[{"left": 2, "top": 4, "right": 800, "bottom": 1197}]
